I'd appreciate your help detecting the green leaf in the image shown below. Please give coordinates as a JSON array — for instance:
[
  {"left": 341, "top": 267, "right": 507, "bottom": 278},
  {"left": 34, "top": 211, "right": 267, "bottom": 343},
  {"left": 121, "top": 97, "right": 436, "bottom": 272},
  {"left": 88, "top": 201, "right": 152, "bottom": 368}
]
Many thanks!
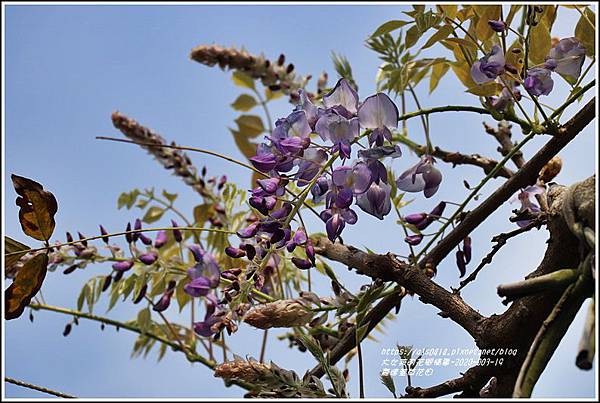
[
  {"left": 231, "top": 71, "right": 255, "bottom": 90},
  {"left": 176, "top": 279, "right": 191, "bottom": 312},
  {"left": 5, "top": 236, "right": 30, "bottom": 268},
  {"left": 235, "top": 115, "right": 264, "bottom": 137},
  {"left": 575, "top": 7, "right": 595, "bottom": 58},
  {"left": 231, "top": 94, "right": 258, "bottom": 112},
  {"left": 5, "top": 253, "right": 48, "bottom": 320},
  {"left": 142, "top": 206, "right": 165, "bottom": 224},
  {"left": 137, "top": 307, "right": 152, "bottom": 334},
  {"left": 11, "top": 175, "right": 58, "bottom": 242},
  {"left": 430, "top": 62, "right": 450, "bottom": 93},
  {"left": 371, "top": 20, "right": 411, "bottom": 37},
  {"left": 442, "top": 37, "right": 478, "bottom": 49},
  {"left": 77, "top": 283, "right": 89, "bottom": 312},
  {"left": 265, "top": 88, "right": 283, "bottom": 101}
]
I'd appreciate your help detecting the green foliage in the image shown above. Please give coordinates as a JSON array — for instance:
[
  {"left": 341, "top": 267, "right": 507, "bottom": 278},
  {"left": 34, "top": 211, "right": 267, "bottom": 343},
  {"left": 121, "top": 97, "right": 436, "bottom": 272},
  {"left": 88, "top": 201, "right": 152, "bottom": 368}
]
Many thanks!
[{"left": 331, "top": 51, "right": 357, "bottom": 90}]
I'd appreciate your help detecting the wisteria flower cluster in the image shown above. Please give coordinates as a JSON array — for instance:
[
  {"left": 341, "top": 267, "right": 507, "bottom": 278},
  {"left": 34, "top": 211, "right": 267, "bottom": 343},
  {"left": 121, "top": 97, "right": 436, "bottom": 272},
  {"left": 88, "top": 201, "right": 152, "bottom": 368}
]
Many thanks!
[
  {"left": 240, "top": 78, "right": 443, "bottom": 264},
  {"left": 471, "top": 35, "right": 586, "bottom": 104}
]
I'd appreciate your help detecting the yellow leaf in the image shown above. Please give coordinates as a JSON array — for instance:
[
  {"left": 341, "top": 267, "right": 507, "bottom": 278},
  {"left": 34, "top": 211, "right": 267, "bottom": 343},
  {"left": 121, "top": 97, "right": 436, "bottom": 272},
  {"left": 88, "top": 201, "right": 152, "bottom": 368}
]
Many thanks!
[
  {"left": 473, "top": 5, "right": 501, "bottom": 42},
  {"left": 231, "top": 71, "right": 255, "bottom": 90},
  {"left": 5, "top": 236, "right": 30, "bottom": 268},
  {"left": 528, "top": 20, "right": 551, "bottom": 65},
  {"left": 230, "top": 129, "right": 258, "bottom": 159},
  {"left": 437, "top": 5, "right": 458, "bottom": 19},
  {"left": 235, "top": 115, "right": 264, "bottom": 137},
  {"left": 450, "top": 61, "right": 476, "bottom": 88},
  {"left": 430, "top": 63, "right": 450, "bottom": 93},
  {"left": 466, "top": 82, "right": 503, "bottom": 97},
  {"left": 575, "top": 7, "right": 595, "bottom": 58},
  {"left": 231, "top": 94, "right": 257, "bottom": 112}
]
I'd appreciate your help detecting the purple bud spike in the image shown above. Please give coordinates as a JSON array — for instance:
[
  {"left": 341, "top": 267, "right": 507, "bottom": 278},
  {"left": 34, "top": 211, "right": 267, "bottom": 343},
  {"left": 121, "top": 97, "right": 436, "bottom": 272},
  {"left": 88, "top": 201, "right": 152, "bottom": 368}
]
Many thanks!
[
  {"left": 463, "top": 237, "right": 472, "bottom": 264},
  {"left": 456, "top": 250, "right": 467, "bottom": 277},
  {"left": 152, "top": 289, "right": 173, "bottom": 312},
  {"left": 102, "top": 275, "right": 112, "bottom": 292},
  {"left": 138, "top": 251, "right": 158, "bottom": 265},
  {"left": 133, "top": 219, "right": 142, "bottom": 242},
  {"left": 112, "top": 260, "right": 134, "bottom": 272},
  {"left": 133, "top": 284, "right": 147, "bottom": 304},
  {"left": 78, "top": 232, "right": 88, "bottom": 247},
  {"left": 171, "top": 219, "right": 183, "bottom": 243},
  {"left": 113, "top": 270, "right": 124, "bottom": 282},
  {"left": 405, "top": 213, "right": 428, "bottom": 225},
  {"left": 404, "top": 234, "right": 423, "bottom": 246},
  {"left": 125, "top": 222, "right": 133, "bottom": 244},
  {"left": 100, "top": 225, "right": 109, "bottom": 244},
  {"left": 66, "top": 232, "right": 74, "bottom": 243},
  {"left": 154, "top": 230, "right": 168, "bottom": 249}
]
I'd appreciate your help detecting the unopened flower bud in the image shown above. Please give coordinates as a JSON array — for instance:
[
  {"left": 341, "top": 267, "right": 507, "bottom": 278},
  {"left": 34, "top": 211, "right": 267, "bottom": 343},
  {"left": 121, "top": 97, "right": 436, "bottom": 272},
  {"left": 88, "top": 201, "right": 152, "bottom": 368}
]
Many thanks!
[
  {"left": 405, "top": 234, "right": 423, "bottom": 246},
  {"left": 139, "top": 251, "right": 158, "bottom": 265},
  {"left": 102, "top": 275, "right": 112, "bottom": 292},
  {"left": 488, "top": 19, "right": 507, "bottom": 32},
  {"left": 100, "top": 225, "right": 109, "bottom": 244},
  {"left": 539, "top": 156, "right": 562, "bottom": 184},
  {"left": 171, "top": 219, "right": 182, "bottom": 243},
  {"left": 225, "top": 246, "right": 245, "bottom": 258},
  {"left": 112, "top": 260, "right": 134, "bottom": 272},
  {"left": 154, "top": 230, "right": 168, "bottom": 249}
]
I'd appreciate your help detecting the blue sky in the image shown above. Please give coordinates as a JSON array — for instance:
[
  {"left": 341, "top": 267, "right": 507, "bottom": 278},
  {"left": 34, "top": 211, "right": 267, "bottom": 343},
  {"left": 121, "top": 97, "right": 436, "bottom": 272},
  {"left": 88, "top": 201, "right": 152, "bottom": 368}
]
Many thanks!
[{"left": 3, "top": 4, "right": 596, "bottom": 398}]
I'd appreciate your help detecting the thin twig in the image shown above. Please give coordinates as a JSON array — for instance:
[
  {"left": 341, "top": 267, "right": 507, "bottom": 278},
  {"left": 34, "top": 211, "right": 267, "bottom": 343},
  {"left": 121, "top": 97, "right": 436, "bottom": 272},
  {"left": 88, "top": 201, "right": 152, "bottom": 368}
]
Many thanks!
[{"left": 5, "top": 377, "right": 75, "bottom": 398}]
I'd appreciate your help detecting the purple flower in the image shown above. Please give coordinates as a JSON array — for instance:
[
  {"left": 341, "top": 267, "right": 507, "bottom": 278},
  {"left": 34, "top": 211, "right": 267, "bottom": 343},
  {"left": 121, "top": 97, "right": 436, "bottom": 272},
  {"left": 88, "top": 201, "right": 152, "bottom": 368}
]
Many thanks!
[
  {"left": 296, "top": 90, "right": 321, "bottom": 129},
  {"left": 237, "top": 222, "right": 260, "bottom": 238},
  {"left": 456, "top": 250, "right": 467, "bottom": 277},
  {"left": 184, "top": 276, "right": 212, "bottom": 297},
  {"left": 306, "top": 239, "right": 316, "bottom": 265},
  {"left": 271, "top": 110, "right": 311, "bottom": 155},
  {"left": 154, "top": 230, "right": 167, "bottom": 248},
  {"left": 311, "top": 176, "right": 330, "bottom": 203},
  {"left": 139, "top": 233, "right": 153, "bottom": 246},
  {"left": 356, "top": 180, "right": 392, "bottom": 220},
  {"left": 292, "top": 257, "right": 312, "bottom": 270},
  {"left": 171, "top": 219, "right": 183, "bottom": 242},
  {"left": 193, "top": 313, "right": 221, "bottom": 337},
  {"left": 99, "top": 225, "right": 109, "bottom": 244},
  {"left": 323, "top": 78, "right": 359, "bottom": 114},
  {"left": 153, "top": 286, "right": 175, "bottom": 312},
  {"left": 257, "top": 177, "right": 285, "bottom": 195},
  {"left": 250, "top": 148, "right": 278, "bottom": 173},
  {"left": 295, "top": 148, "right": 327, "bottom": 186},
  {"left": 315, "top": 109, "right": 359, "bottom": 159},
  {"left": 133, "top": 219, "right": 142, "bottom": 242},
  {"left": 225, "top": 246, "right": 246, "bottom": 258},
  {"left": 138, "top": 251, "right": 158, "bottom": 265},
  {"left": 321, "top": 207, "right": 358, "bottom": 242},
  {"left": 396, "top": 155, "right": 443, "bottom": 198},
  {"left": 357, "top": 93, "right": 399, "bottom": 146},
  {"left": 463, "top": 237, "right": 472, "bottom": 264},
  {"left": 488, "top": 20, "right": 506, "bottom": 32},
  {"left": 293, "top": 228, "right": 308, "bottom": 245},
  {"left": 405, "top": 234, "right": 423, "bottom": 246},
  {"left": 524, "top": 67, "right": 554, "bottom": 96},
  {"left": 489, "top": 81, "right": 521, "bottom": 111},
  {"left": 188, "top": 244, "right": 205, "bottom": 262},
  {"left": 332, "top": 161, "right": 373, "bottom": 195},
  {"left": 511, "top": 185, "right": 545, "bottom": 227},
  {"left": 545, "top": 37, "right": 586, "bottom": 79},
  {"left": 112, "top": 260, "right": 134, "bottom": 272},
  {"left": 471, "top": 45, "right": 505, "bottom": 84}
]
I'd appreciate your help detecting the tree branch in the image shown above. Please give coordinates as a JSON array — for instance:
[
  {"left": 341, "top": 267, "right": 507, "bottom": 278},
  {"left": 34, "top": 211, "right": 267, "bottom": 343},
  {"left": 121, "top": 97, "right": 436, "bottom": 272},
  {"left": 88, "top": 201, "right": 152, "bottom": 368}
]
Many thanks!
[
  {"left": 5, "top": 376, "right": 75, "bottom": 398},
  {"left": 395, "top": 134, "right": 514, "bottom": 178}
]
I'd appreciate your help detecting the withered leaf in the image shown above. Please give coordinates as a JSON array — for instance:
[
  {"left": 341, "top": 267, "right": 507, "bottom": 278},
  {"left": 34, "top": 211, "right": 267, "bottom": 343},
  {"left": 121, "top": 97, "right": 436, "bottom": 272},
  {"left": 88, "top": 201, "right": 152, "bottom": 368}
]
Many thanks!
[
  {"left": 5, "top": 253, "right": 49, "bottom": 320},
  {"left": 5, "top": 236, "right": 30, "bottom": 268},
  {"left": 11, "top": 175, "right": 58, "bottom": 242}
]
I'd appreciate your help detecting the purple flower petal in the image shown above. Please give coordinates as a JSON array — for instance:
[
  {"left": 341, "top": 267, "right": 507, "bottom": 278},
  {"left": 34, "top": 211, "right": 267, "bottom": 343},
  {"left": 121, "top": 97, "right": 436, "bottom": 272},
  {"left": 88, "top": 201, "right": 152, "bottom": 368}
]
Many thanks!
[{"left": 323, "top": 78, "right": 359, "bottom": 114}]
